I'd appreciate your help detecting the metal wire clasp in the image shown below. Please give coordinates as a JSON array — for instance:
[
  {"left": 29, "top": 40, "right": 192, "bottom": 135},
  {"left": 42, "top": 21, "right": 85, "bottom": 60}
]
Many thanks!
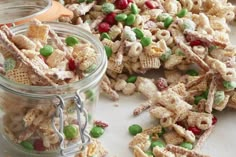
[{"left": 52, "top": 90, "right": 91, "bottom": 156}]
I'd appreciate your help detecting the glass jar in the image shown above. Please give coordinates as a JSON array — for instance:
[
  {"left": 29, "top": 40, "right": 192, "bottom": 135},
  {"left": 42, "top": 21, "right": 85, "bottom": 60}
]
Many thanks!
[
  {"left": 0, "top": 22, "right": 107, "bottom": 156},
  {"left": 0, "top": 0, "right": 73, "bottom": 26}
]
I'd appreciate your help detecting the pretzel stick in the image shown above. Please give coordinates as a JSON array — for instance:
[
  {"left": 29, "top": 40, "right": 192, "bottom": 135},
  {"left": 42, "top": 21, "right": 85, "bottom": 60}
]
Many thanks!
[
  {"left": 133, "top": 99, "right": 152, "bottom": 116},
  {"left": 205, "top": 77, "right": 217, "bottom": 113},
  {"left": 0, "top": 30, "right": 57, "bottom": 86},
  {"left": 0, "top": 25, "right": 14, "bottom": 39},
  {"left": 175, "top": 38, "right": 210, "bottom": 72},
  {"left": 166, "top": 144, "right": 210, "bottom": 157},
  {"left": 193, "top": 126, "right": 215, "bottom": 151}
]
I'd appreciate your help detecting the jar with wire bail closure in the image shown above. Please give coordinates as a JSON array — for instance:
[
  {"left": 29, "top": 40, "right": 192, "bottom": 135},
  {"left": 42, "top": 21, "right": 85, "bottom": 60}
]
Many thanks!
[{"left": 0, "top": 22, "right": 107, "bottom": 156}]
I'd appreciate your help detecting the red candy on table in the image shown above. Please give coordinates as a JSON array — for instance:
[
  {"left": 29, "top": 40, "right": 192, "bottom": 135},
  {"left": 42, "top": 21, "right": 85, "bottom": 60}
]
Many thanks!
[
  {"left": 104, "top": 12, "right": 117, "bottom": 25},
  {"left": 188, "top": 126, "right": 201, "bottom": 135},
  {"left": 68, "top": 58, "right": 76, "bottom": 71},
  {"left": 98, "top": 22, "right": 111, "bottom": 33},
  {"left": 115, "top": 0, "right": 129, "bottom": 9},
  {"left": 145, "top": 1, "right": 156, "bottom": 9},
  {"left": 34, "top": 139, "right": 46, "bottom": 151}
]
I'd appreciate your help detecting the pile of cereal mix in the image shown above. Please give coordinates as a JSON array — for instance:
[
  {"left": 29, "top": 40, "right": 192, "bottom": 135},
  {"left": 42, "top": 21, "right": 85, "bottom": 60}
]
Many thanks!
[{"left": 59, "top": 0, "right": 236, "bottom": 156}]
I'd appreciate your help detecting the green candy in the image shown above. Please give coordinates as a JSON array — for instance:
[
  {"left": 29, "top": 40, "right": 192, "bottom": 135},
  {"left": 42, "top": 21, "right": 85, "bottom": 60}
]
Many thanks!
[
  {"left": 102, "top": 3, "right": 115, "bottom": 14},
  {"left": 157, "top": 13, "right": 171, "bottom": 22},
  {"left": 77, "top": 0, "right": 85, "bottom": 2},
  {"left": 85, "top": 89, "right": 94, "bottom": 100},
  {"left": 4, "top": 58, "right": 16, "bottom": 72},
  {"left": 115, "top": 13, "right": 128, "bottom": 22},
  {"left": 175, "top": 48, "right": 185, "bottom": 56},
  {"left": 150, "top": 140, "right": 165, "bottom": 149},
  {"left": 125, "top": 14, "right": 136, "bottom": 26},
  {"left": 180, "top": 142, "right": 193, "bottom": 150},
  {"left": 86, "top": 0, "right": 94, "bottom": 3},
  {"left": 90, "top": 126, "right": 104, "bottom": 138},
  {"left": 104, "top": 46, "right": 113, "bottom": 58},
  {"left": 194, "top": 95, "right": 204, "bottom": 105},
  {"left": 40, "top": 45, "right": 54, "bottom": 57},
  {"left": 85, "top": 64, "right": 97, "bottom": 73},
  {"left": 164, "top": 16, "right": 173, "bottom": 28},
  {"left": 208, "top": 45, "right": 217, "bottom": 52},
  {"left": 127, "top": 76, "right": 137, "bottom": 83},
  {"left": 158, "top": 127, "right": 166, "bottom": 137},
  {"left": 140, "top": 37, "right": 152, "bottom": 47},
  {"left": 160, "top": 49, "right": 172, "bottom": 61},
  {"left": 129, "top": 124, "right": 142, "bottom": 136},
  {"left": 145, "top": 151, "right": 154, "bottom": 156},
  {"left": 214, "top": 91, "right": 225, "bottom": 105},
  {"left": 66, "top": 36, "right": 79, "bottom": 46},
  {"left": 64, "top": 125, "right": 79, "bottom": 139},
  {"left": 133, "top": 28, "right": 144, "bottom": 39},
  {"left": 186, "top": 69, "right": 199, "bottom": 76},
  {"left": 101, "top": 32, "right": 111, "bottom": 40},
  {"left": 131, "top": 3, "right": 139, "bottom": 14},
  {"left": 177, "top": 8, "right": 188, "bottom": 18},
  {"left": 223, "top": 81, "right": 236, "bottom": 90},
  {"left": 20, "top": 141, "right": 34, "bottom": 150}
]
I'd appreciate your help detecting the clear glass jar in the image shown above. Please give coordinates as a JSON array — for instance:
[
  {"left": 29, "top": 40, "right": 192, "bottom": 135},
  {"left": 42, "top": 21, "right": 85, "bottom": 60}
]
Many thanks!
[
  {"left": 0, "top": 22, "right": 107, "bottom": 156},
  {"left": 0, "top": 0, "right": 73, "bottom": 26}
]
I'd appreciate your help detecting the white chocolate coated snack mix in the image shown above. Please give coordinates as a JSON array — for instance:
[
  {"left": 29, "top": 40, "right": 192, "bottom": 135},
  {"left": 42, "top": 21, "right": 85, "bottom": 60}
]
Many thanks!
[
  {"left": 0, "top": 20, "right": 101, "bottom": 154},
  {"left": 59, "top": 0, "right": 236, "bottom": 156}
]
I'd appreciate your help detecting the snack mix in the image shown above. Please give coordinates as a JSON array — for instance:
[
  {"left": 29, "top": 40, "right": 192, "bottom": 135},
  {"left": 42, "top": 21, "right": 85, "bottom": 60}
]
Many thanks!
[{"left": 1, "top": 0, "right": 236, "bottom": 156}]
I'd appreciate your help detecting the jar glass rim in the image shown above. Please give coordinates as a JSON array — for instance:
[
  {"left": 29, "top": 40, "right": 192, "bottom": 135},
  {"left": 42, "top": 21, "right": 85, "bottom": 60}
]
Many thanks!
[
  {"left": 0, "top": 22, "right": 107, "bottom": 97},
  {"left": 0, "top": 0, "right": 52, "bottom": 25}
]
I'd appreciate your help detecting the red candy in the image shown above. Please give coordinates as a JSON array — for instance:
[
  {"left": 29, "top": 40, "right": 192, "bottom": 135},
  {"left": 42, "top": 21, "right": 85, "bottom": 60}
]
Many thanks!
[
  {"left": 115, "top": 0, "right": 129, "bottom": 9},
  {"left": 145, "top": 1, "right": 156, "bottom": 9},
  {"left": 188, "top": 126, "right": 201, "bottom": 135},
  {"left": 104, "top": 12, "right": 117, "bottom": 25},
  {"left": 212, "top": 116, "right": 217, "bottom": 125},
  {"left": 155, "top": 77, "right": 168, "bottom": 91},
  {"left": 98, "top": 22, "right": 110, "bottom": 33},
  {"left": 34, "top": 139, "right": 46, "bottom": 151},
  {"left": 127, "top": 0, "right": 134, "bottom": 3},
  {"left": 68, "top": 58, "right": 76, "bottom": 71},
  {"left": 190, "top": 40, "right": 203, "bottom": 47}
]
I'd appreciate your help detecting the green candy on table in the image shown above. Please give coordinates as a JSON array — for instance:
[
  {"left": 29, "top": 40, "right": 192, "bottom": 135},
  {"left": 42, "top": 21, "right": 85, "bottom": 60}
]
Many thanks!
[
  {"left": 150, "top": 140, "right": 165, "bottom": 149},
  {"left": 104, "top": 45, "right": 113, "bottom": 58},
  {"left": 4, "top": 58, "right": 16, "bottom": 72},
  {"left": 90, "top": 126, "right": 104, "bottom": 138},
  {"left": 40, "top": 45, "right": 54, "bottom": 57},
  {"left": 133, "top": 28, "right": 144, "bottom": 39},
  {"left": 223, "top": 81, "right": 236, "bottom": 90},
  {"left": 125, "top": 14, "right": 136, "bottom": 26},
  {"left": 180, "top": 142, "right": 193, "bottom": 150},
  {"left": 128, "top": 124, "right": 143, "bottom": 136},
  {"left": 131, "top": 3, "right": 139, "bottom": 14},
  {"left": 115, "top": 13, "right": 128, "bottom": 22},
  {"left": 214, "top": 91, "right": 225, "bottom": 105},
  {"left": 186, "top": 69, "right": 199, "bottom": 76},
  {"left": 20, "top": 141, "right": 34, "bottom": 150},
  {"left": 140, "top": 37, "right": 152, "bottom": 47},
  {"left": 64, "top": 125, "right": 79, "bottom": 140},
  {"left": 102, "top": 3, "right": 115, "bottom": 14},
  {"left": 65, "top": 36, "right": 79, "bottom": 46},
  {"left": 177, "top": 8, "right": 188, "bottom": 18},
  {"left": 127, "top": 76, "right": 137, "bottom": 83}
]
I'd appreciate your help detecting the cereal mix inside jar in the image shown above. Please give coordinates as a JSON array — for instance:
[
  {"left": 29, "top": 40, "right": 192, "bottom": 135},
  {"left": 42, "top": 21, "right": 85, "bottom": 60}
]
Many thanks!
[{"left": 0, "top": 20, "right": 107, "bottom": 156}]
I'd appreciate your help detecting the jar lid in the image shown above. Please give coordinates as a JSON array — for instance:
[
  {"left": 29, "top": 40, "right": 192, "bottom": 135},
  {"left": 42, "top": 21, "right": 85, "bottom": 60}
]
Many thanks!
[{"left": 0, "top": 0, "right": 52, "bottom": 25}]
